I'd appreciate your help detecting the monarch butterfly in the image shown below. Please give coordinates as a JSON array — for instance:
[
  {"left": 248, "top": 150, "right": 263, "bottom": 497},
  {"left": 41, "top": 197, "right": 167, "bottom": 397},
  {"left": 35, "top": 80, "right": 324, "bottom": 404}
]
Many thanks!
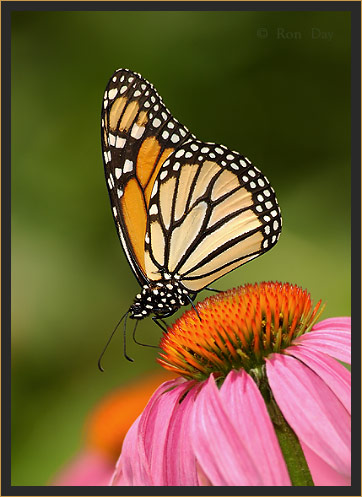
[{"left": 101, "top": 69, "right": 282, "bottom": 330}]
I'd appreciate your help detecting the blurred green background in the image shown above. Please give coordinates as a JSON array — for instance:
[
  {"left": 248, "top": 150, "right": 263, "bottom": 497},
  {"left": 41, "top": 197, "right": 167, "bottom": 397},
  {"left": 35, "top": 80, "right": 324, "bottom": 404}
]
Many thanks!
[{"left": 11, "top": 10, "right": 351, "bottom": 485}]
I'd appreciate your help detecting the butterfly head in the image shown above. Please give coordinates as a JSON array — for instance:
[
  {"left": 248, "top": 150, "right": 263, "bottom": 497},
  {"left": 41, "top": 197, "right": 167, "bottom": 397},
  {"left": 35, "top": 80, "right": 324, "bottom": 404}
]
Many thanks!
[{"left": 129, "top": 279, "right": 191, "bottom": 320}]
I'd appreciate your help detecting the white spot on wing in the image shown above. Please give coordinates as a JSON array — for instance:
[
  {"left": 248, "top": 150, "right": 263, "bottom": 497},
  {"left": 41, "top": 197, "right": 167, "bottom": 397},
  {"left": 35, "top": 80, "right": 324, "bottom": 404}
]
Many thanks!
[
  {"left": 151, "top": 181, "right": 159, "bottom": 198},
  {"left": 124, "top": 159, "right": 133, "bottom": 173},
  {"left": 131, "top": 123, "right": 145, "bottom": 139},
  {"left": 175, "top": 149, "right": 185, "bottom": 158},
  {"left": 108, "top": 88, "right": 118, "bottom": 100},
  {"left": 115, "top": 136, "right": 126, "bottom": 148},
  {"left": 149, "top": 203, "right": 158, "bottom": 215}
]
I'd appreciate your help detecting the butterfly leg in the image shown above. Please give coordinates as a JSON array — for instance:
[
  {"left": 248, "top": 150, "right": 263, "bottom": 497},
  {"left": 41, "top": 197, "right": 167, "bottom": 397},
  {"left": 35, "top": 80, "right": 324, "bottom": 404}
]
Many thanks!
[
  {"left": 186, "top": 294, "right": 202, "bottom": 321},
  {"left": 132, "top": 319, "right": 160, "bottom": 349},
  {"left": 205, "top": 286, "right": 223, "bottom": 293},
  {"left": 152, "top": 316, "right": 168, "bottom": 333}
]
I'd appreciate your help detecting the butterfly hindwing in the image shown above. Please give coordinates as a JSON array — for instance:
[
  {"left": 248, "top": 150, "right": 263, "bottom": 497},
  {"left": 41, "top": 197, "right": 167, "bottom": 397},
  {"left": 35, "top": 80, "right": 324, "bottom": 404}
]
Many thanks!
[
  {"left": 144, "top": 140, "right": 282, "bottom": 291},
  {"left": 101, "top": 68, "right": 193, "bottom": 283}
]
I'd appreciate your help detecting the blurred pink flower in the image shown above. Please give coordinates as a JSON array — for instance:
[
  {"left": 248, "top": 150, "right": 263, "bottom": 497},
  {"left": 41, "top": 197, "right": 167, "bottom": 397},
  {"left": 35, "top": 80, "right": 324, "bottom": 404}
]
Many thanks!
[
  {"left": 52, "top": 450, "right": 114, "bottom": 486},
  {"left": 111, "top": 283, "right": 351, "bottom": 486},
  {"left": 51, "top": 371, "right": 175, "bottom": 486}
]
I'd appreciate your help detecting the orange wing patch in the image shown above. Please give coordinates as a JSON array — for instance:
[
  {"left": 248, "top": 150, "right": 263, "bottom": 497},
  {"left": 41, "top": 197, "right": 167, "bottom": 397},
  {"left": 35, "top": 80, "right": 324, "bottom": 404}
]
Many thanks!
[
  {"left": 121, "top": 178, "right": 148, "bottom": 273},
  {"left": 119, "top": 100, "right": 139, "bottom": 132},
  {"left": 137, "top": 137, "right": 162, "bottom": 188},
  {"left": 144, "top": 148, "right": 174, "bottom": 206},
  {"left": 109, "top": 97, "right": 127, "bottom": 130},
  {"left": 136, "top": 136, "right": 174, "bottom": 207}
]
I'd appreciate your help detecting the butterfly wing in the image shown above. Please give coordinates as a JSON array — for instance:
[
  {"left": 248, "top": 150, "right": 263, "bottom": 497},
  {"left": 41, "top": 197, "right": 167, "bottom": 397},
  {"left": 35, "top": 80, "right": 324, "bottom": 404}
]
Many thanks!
[
  {"left": 101, "top": 68, "right": 193, "bottom": 284},
  {"left": 144, "top": 140, "right": 282, "bottom": 291}
]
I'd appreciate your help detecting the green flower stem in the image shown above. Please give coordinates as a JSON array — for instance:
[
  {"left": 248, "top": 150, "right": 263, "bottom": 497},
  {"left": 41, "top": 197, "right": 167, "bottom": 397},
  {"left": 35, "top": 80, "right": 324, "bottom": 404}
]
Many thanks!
[{"left": 267, "top": 397, "right": 314, "bottom": 486}]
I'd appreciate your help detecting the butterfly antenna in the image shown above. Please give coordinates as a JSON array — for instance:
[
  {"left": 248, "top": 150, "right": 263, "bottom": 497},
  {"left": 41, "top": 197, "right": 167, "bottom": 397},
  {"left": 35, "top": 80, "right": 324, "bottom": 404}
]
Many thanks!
[
  {"left": 98, "top": 310, "right": 129, "bottom": 372},
  {"left": 132, "top": 319, "right": 160, "bottom": 349},
  {"left": 123, "top": 311, "right": 134, "bottom": 362}
]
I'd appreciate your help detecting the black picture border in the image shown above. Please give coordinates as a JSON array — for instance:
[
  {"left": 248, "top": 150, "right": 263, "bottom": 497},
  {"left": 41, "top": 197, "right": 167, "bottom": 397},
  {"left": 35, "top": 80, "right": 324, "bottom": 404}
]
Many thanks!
[{"left": 2, "top": 1, "right": 360, "bottom": 496}]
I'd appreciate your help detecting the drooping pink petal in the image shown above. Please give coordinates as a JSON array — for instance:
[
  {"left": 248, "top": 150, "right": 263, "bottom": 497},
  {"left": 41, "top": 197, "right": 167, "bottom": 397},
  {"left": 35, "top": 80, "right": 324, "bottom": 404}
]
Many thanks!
[
  {"left": 293, "top": 329, "right": 351, "bottom": 364},
  {"left": 266, "top": 354, "right": 350, "bottom": 478},
  {"left": 301, "top": 442, "right": 351, "bottom": 486},
  {"left": 286, "top": 345, "right": 351, "bottom": 413},
  {"left": 138, "top": 377, "right": 194, "bottom": 485},
  {"left": 163, "top": 383, "right": 199, "bottom": 485},
  {"left": 52, "top": 450, "right": 114, "bottom": 486},
  {"left": 191, "top": 375, "right": 263, "bottom": 486},
  {"left": 111, "top": 378, "right": 185, "bottom": 486},
  {"left": 110, "top": 415, "right": 151, "bottom": 485},
  {"left": 196, "top": 461, "right": 213, "bottom": 486},
  {"left": 219, "top": 370, "right": 291, "bottom": 485},
  {"left": 312, "top": 317, "right": 351, "bottom": 331}
]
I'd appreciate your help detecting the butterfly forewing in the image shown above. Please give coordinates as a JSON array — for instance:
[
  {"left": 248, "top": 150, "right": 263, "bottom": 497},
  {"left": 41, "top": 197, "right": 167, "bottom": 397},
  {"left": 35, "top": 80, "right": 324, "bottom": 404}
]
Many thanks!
[
  {"left": 101, "top": 68, "right": 193, "bottom": 284},
  {"left": 144, "top": 140, "right": 282, "bottom": 292}
]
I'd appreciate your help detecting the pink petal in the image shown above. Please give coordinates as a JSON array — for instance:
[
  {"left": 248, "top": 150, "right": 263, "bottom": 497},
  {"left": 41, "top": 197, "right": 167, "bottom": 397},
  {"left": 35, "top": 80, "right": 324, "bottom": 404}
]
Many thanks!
[
  {"left": 266, "top": 354, "right": 350, "bottom": 477},
  {"left": 219, "top": 370, "right": 291, "bottom": 485},
  {"left": 196, "top": 461, "right": 213, "bottom": 486},
  {"left": 110, "top": 415, "right": 151, "bottom": 485},
  {"left": 301, "top": 442, "right": 351, "bottom": 486},
  {"left": 52, "top": 450, "right": 114, "bottom": 486},
  {"left": 111, "top": 377, "right": 185, "bottom": 486},
  {"left": 313, "top": 317, "right": 351, "bottom": 331},
  {"left": 163, "top": 384, "right": 199, "bottom": 485},
  {"left": 293, "top": 329, "right": 351, "bottom": 364},
  {"left": 191, "top": 375, "right": 263, "bottom": 485},
  {"left": 286, "top": 345, "right": 351, "bottom": 413},
  {"left": 138, "top": 378, "right": 195, "bottom": 485}
]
